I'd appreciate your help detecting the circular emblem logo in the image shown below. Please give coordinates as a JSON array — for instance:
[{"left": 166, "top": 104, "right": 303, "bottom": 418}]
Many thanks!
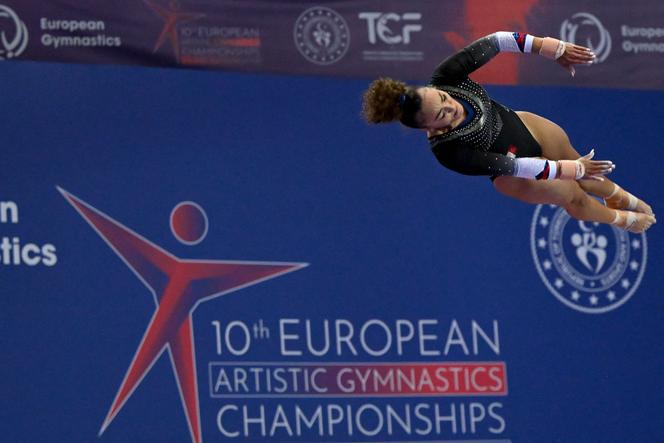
[
  {"left": 0, "top": 4, "right": 28, "bottom": 60},
  {"left": 531, "top": 204, "right": 647, "bottom": 314},
  {"left": 294, "top": 6, "right": 350, "bottom": 65},
  {"left": 561, "top": 12, "right": 611, "bottom": 63}
]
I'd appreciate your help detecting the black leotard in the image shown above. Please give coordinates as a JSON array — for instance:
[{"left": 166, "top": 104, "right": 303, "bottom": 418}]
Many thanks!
[{"left": 428, "top": 34, "right": 543, "bottom": 179}]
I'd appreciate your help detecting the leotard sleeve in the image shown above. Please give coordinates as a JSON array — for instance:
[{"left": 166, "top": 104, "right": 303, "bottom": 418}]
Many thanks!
[
  {"left": 432, "top": 143, "right": 557, "bottom": 180},
  {"left": 431, "top": 32, "right": 534, "bottom": 86}
]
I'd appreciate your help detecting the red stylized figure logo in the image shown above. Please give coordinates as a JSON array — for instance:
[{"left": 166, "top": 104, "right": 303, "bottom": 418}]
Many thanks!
[
  {"left": 142, "top": 0, "right": 205, "bottom": 62},
  {"left": 58, "top": 187, "right": 307, "bottom": 443}
]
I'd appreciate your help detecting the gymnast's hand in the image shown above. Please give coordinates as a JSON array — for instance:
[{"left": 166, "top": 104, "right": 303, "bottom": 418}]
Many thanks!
[
  {"left": 577, "top": 149, "right": 615, "bottom": 181},
  {"left": 557, "top": 43, "right": 596, "bottom": 77}
]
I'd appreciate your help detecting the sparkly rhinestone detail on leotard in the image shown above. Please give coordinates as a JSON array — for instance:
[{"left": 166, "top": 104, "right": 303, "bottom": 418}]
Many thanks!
[{"left": 428, "top": 78, "right": 503, "bottom": 152}]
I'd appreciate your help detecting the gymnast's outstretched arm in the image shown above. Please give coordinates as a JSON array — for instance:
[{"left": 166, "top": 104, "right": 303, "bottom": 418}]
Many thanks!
[
  {"left": 432, "top": 144, "right": 613, "bottom": 181},
  {"left": 430, "top": 32, "right": 596, "bottom": 85}
]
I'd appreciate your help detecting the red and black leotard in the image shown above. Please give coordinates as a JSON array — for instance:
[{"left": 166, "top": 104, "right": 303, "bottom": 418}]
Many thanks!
[{"left": 428, "top": 34, "right": 543, "bottom": 179}]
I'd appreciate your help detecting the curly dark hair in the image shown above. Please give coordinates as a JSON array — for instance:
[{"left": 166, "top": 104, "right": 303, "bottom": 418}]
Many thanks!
[{"left": 361, "top": 77, "right": 423, "bottom": 128}]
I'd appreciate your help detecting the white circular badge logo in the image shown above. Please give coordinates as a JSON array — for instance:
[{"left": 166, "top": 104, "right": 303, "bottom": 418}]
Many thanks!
[
  {"left": 294, "top": 6, "right": 350, "bottom": 65},
  {"left": 531, "top": 205, "right": 647, "bottom": 314},
  {"left": 561, "top": 12, "right": 611, "bottom": 63},
  {"left": 0, "top": 4, "right": 28, "bottom": 60}
]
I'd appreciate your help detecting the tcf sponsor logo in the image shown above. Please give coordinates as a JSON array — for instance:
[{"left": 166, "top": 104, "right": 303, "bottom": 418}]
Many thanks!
[
  {"left": 359, "top": 12, "right": 422, "bottom": 45},
  {"left": 358, "top": 11, "right": 423, "bottom": 62}
]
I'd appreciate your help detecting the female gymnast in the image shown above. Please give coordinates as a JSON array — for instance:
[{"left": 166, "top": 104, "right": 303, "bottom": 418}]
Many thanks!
[{"left": 362, "top": 32, "right": 656, "bottom": 233}]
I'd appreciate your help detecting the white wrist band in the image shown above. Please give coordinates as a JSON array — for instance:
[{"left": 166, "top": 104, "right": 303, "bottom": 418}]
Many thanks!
[
  {"left": 514, "top": 158, "right": 557, "bottom": 180},
  {"left": 494, "top": 31, "right": 534, "bottom": 53}
]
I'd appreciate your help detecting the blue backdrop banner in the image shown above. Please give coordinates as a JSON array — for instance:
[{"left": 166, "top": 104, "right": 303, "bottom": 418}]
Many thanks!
[{"left": 1, "top": 60, "right": 663, "bottom": 442}]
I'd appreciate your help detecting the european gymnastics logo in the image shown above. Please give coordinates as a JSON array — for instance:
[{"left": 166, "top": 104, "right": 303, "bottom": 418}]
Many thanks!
[
  {"left": 561, "top": 12, "right": 612, "bottom": 63},
  {"left": 0, "top": 4, "right": 28, "bottom": 60},
  {"left": 531, "top": 204, "right": 647, "bottom": 314}
]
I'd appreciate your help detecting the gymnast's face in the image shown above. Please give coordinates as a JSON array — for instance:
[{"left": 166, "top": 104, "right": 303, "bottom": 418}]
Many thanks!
[{"left": 416, "top": 87, "right": 465, "bottom": 131}]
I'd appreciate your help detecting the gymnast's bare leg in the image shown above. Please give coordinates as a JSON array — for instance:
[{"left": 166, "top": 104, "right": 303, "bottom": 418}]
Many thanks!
[
  {"left": 517, "top": 111, "right": 653, "bottom": 215},
  {"left": 493, "top": 112, "right": 655, "bottom": 232}
]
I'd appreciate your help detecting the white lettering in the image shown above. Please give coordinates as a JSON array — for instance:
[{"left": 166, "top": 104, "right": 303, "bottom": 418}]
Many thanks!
[
  {"left": 276, "top": 318, "right": 500, "bottom": 357},
  {"left": 279, "top": 319, "right": 301, "bottom": 356},
  {"left": 225, "top": 321, "right": 250, "bottom": 355},
  {"left": 359, "top": 319, "right": 392, "bottom": 356},
  {"left": 40, "top": 18, "right": 105, "bottom": 32},
  {"left": 472, "top": 320, "right": 500, "bottom": 355},
  {"left": 0, "top": 201, "right": 18, "bottom": 223},
  {"left": 444, "top": 319, "right": 469, "bottom": 355},
  {"left": 419, "top": 319, "right": 440, "bottom": 356},
  {"left": 216, "top": 405, "right": 239, "bottom": 437},
  {"left": 358, "top": 12, "right": 422, "bottom": 45}
]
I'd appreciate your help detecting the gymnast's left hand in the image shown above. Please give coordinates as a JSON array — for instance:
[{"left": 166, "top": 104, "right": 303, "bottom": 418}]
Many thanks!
[
  {"left": 557, "top": 43, "right": 596, "bottom": 77},
  {"left": 578, "top": 149, "right": 615, "bottom": 181}
]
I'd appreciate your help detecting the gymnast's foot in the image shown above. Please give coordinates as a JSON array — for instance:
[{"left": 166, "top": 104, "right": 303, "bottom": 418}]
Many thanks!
[
  {"left": 604, "top": 184, "right": 654, "bottom": 216},
  {"left": 612, "top": 210, "right": 656, "bottom": 233}
]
